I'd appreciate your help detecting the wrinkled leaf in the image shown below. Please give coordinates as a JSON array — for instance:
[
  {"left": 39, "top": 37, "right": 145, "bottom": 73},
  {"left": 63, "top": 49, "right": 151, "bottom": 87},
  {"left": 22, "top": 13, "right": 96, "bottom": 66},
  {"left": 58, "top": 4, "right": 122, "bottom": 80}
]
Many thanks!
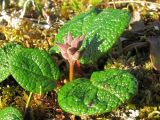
[
  {"left": 0, "top": 43, "right": 23, "bottom": 82},
  {"left": 0, "top": 49, "right": 10, "bottom": 82},
  {"left": 0, "top": 107, "right": 23, "bottom": 120},
  {"left": 10, "top": 48, "right": 60, "bottom": 94},
  {"left": 52, "top": 8, "right": 130, "bottom": 64},
  {"left": 58, "top": 69, "right": 137, "bottom": 115},
  {"left": 2, "top": 43, "right": 23, "bottom": 58}
]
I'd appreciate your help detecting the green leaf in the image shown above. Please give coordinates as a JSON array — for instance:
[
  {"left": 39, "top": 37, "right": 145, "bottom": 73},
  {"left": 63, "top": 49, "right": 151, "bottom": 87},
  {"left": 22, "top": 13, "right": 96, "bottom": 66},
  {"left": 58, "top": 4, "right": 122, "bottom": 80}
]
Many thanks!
[
  {"left": 53, "top": 8, "right": 130, "bottom": 64},
  {"left": 58, "top": 69, "right": 137, "bottom": 115},
  {"left": 10, "top": 48, "right": 60, "bottom": 94},
  {"left": 0, "top": 107, "right": 23, "bottom": 120},
  {"left": 2, "top": 43, "right": 23, "bottom": 58},
  {"left": 0, "top": 43, "right": 23, "bottom": 82},
  {"left": 0, "top": 49, "right": 9, "bottom": 82},
  {"left": 50, "top": 8, "right": 99, "bottom": 53}
]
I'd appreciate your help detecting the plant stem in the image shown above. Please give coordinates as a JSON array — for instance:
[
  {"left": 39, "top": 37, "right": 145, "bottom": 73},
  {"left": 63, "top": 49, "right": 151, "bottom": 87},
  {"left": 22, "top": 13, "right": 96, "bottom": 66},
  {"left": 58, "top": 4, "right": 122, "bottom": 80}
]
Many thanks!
[
  {"left": 25, "top": 92, "right": 33, "bottom": 109},
  {"left": 112, "top": 0, "right": 116, "bottom": 9},
  {"left": 23, "top": 92, "right": 33, "bottom": 117},
  {"left": 69, "top": 62, "right": 74, "bottom": 81},
  {"left": 2, "top": 0, "right": 6, "bottom": 10},
  {"left": 20, "top": 0, "right": 35, "bottom": 18},
  {"left": 76, "top": 60, "right": 84, "bottom": 76}
]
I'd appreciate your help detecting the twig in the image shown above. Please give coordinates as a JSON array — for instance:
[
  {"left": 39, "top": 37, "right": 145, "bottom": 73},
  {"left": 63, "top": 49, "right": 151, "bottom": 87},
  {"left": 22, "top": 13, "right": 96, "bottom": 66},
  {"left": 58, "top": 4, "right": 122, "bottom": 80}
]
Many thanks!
[
  {"left": 148, "top": 111, "right": 160, "bottom": 119},
  {"left": 20, "top": 0, "right": 35, "bottom": 18},
  {"left": 2, "top": 0, "right": 5, "bottom": 10},
  {"left": 112, "top": 0, "right": 116, "bottom": 9},
  {"left": 0, "top": 11, "right": 51, "bottom": 29},
  {"left": 120, "top": 42, "right": 149, "bottom": 54}
]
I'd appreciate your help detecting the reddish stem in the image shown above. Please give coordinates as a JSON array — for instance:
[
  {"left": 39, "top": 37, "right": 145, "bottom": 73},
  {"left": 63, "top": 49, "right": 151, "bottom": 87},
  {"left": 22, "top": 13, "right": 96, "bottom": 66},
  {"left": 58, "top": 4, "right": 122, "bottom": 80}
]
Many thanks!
[
  {"left": 69, "top": 62, "right": 74, "bottom": 81},
  {"left": 76, "top": 60, "right": 84, "bottom": 76}
]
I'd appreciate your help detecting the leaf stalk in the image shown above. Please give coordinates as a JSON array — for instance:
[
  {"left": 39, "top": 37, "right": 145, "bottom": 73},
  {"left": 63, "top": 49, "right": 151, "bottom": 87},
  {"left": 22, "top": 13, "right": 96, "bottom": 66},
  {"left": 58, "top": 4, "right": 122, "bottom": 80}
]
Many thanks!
[{"left": 23, "top": 92, "right": 33, "bottom": 117}]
